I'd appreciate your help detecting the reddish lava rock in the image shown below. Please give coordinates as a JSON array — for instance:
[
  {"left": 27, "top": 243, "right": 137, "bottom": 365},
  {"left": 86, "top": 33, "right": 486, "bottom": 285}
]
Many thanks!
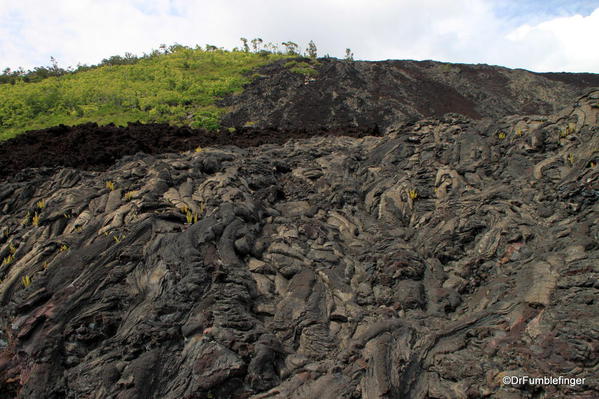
[{"left": 0, "top": 122, "right": 380, "bottom": 180}]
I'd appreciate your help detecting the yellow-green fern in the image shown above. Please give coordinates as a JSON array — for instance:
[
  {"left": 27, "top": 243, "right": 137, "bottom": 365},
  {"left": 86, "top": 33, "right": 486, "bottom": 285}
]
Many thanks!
[
  {"left": 32, "top": 212, "right": 41, "bottom": 226},
  {"left": 21, "top": 275, "right": 31, "bottom": 288},
  {"left": 2, "top": 254, "right": 14, "bottom": 266}
]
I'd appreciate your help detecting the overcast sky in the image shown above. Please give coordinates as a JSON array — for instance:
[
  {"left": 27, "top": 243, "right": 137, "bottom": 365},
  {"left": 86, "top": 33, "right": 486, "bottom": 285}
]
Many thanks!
[{"left": 1, "top": 0, "right": 598, "bottom": 73}]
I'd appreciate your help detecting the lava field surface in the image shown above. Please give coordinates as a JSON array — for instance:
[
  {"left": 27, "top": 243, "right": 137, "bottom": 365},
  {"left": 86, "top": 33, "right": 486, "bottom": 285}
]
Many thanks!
[{"left": 0, "top": 58, "right": 598, "bottom": 398}]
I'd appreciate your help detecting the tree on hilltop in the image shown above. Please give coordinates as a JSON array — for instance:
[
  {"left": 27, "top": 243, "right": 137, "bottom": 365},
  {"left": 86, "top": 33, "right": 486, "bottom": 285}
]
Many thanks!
[{"left": 306, "top": 40, "right": 317, "bottom": 58}]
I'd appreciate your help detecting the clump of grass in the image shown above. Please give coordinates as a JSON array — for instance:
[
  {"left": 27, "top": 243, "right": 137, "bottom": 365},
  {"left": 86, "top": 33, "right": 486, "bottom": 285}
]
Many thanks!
[
  {"left": 194, "top": 146, "right": 203, "bottom": 153},
  {"left": 59, "top": 244, "right": 69, "bottom": 252},
  {"left": 497, "top": 131, "right": 506, "bottom": 140},
  {"left": 9, "top": 244, "right": 17, "bottom": 255},
  {"left": 515, "top": 128, "right": 524, "bottom": 136},
  {"left": 567, "top": 153, "right": 575, "bottom": 165},
  {"left": 408, "top": 189, "right": 418, "bottom": 200},
  {"left": 106, "top": 181, "right": 116, "bottom": 191},
  {"left": 36, "top": 199, "right": 46, "bottom": 209},
  {"left": 21, "top": 275, "right": 31, "bottom": 288}
]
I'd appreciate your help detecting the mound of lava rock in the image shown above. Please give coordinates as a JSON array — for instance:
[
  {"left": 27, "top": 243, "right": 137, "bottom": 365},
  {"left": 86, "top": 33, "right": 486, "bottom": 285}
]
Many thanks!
[{"left": 0, "top": 91, "right": 598, "bottom": 398}]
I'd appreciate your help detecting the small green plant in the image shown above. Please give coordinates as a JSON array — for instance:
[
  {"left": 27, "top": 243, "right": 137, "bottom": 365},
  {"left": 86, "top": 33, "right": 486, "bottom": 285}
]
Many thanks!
[
  {"left": 515, "top": 128, "right": 523, "bottom": 136},
  {"left": 497, "top": 131, "right": 506, "bottom": 140},
  {"left": 59, "top": 244, "right": 69, "bottom": 252},
  {"left": 227, "top": 127, "right": 236, "bottom": 133},
  {"left": 185, "top": 210, "right": 199, "bottom": 224},
  {"left": 113, "top": 234, "right": 126, "bottom": 243},
  {"left": 2, "top": 254, "right": 14, "bottom": 266},
  {"left": 243, "top": 121, "right": 257, "bottom": 127},
  {"left": 32, "top": 212, "right": 41, "bottom": 227},
  {"left": 567, "top": 153, "right": 575, "bottom": 165},
  {"left": 179, "top": 204, "right": 189, "bottom": 214},
  {"left": 560, "top": 123, "right": 575, "bottom": 138},
  {"left": 21, "top": 275, "right": 31, "bottom": 288},
  {"left": 408, "top": 189, "right": 418, "bottom": 200},
  {"left": 124, "top": 191, "right": 136, "bottom": 201},
  {"left": 106, "top": 181, "right": 116, "bottom": 191},
  {"left": 194, "top": 146, "right": 203, "bottom": 153},
  {"left": 20, "top": 212, "right": 30, "bottom": 226},
  {"left": 36, "top": 199, "right": 46, "bottom": 209},
  {"left": 9, "top": 244, "right": 17, "bottom": 255}
]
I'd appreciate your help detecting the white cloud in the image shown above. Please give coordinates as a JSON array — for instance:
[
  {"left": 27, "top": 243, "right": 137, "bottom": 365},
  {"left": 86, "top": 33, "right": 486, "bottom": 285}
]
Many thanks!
[
  {"left": 0, "top": 0, "right": 598, "bottom": 73},
  {"left": 502, "top": 8, "right": 599, "bottom": 72}
]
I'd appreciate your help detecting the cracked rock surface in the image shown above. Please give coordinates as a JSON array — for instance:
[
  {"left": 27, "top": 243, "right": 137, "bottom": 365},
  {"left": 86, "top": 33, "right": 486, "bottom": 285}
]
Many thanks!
[{"left": 0, "top": 91, "right": 598, "bottom": 398}]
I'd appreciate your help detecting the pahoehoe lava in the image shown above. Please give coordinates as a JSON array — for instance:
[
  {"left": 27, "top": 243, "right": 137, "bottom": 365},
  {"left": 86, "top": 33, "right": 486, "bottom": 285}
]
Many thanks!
[{"left": 0, "top": 59, "right": 598, "bottom": 399}]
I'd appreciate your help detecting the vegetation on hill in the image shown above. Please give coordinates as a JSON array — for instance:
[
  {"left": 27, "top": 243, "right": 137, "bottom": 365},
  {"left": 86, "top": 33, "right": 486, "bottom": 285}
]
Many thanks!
[{"left": 0, "top": 42, "right": 308, "bottom": 141}]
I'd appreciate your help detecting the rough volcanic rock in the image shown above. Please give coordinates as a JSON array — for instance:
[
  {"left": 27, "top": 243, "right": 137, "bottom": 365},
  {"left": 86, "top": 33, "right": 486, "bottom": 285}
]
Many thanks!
[
  {"left": 220, "top": 58, "right": 599, "bottom": 132},
  {"left": 1, "top": 90, "right": 597, "bottom": 398},
  {"left": 0, "top": 124, "right": 380, "bottom": 181}
]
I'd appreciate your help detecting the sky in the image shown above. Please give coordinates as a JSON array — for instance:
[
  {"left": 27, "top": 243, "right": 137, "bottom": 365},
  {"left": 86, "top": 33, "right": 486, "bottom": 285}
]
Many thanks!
[{"left": 1, "top": 0, "right": 598, "bottom": 73}]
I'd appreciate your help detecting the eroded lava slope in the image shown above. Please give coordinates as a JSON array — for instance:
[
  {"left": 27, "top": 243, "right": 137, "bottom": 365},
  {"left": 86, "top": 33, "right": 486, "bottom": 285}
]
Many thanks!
[{"left": 0, "top": 60, "right": 598, "bottom": 399}]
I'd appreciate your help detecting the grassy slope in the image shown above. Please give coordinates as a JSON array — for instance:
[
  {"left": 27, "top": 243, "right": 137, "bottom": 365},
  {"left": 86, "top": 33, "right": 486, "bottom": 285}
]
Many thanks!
[{"left": 0, "top": 48, "right": 289, "bottom": 141}]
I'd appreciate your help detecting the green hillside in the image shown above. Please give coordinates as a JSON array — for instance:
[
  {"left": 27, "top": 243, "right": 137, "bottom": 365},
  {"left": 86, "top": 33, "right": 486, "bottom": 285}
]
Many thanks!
[{"left": 0, "top": 46, "right": 289, "bottom": 141}]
